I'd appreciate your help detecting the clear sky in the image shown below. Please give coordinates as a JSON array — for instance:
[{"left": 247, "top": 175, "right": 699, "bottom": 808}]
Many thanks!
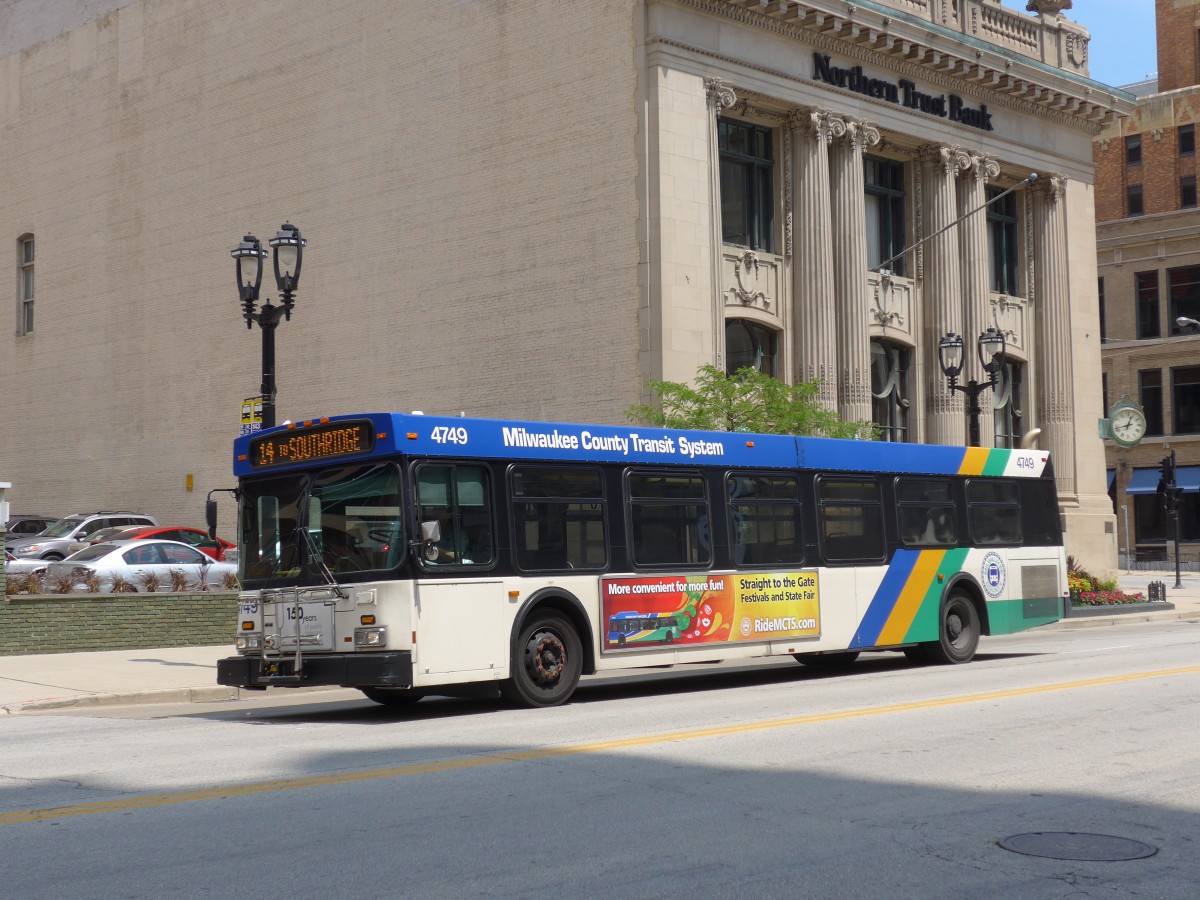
[{"left": 1069, "top": 0, "right": 1158, "bottom": 88}]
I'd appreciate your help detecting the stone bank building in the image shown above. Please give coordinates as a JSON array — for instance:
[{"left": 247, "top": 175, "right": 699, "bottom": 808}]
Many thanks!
[{"left": 0, "top": 0, "right": 1131, "bottom": 571}]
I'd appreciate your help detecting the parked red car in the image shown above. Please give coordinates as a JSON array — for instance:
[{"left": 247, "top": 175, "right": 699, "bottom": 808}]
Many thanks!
[{"left": 89, "top": 526, "right": 235, "bottom": 561}]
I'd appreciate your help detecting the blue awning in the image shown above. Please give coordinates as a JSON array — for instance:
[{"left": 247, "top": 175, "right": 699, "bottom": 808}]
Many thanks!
[
  {"left": 1107, "top": 469, "right": 1116, "bottom": 489},
  {"left": 1125, "top": 468, "right": 1161, "bottom": 495},
  {"left": 1179, "top": 466, "right": 1200, "bottom": 493},
  {"left": 1125, "top": 465, "right": 1200, "bottom": 494}
]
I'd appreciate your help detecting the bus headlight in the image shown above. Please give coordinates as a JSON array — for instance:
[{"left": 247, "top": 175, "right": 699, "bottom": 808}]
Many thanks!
[
  {"left": 237, "top": 633, "right": 263, "bottom": 652},
  {"left": 354, "top": 627, "right": 387, "bottom": 648}
]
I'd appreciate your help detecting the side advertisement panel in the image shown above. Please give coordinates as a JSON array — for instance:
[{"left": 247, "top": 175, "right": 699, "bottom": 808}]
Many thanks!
[{"left": 601, "top": 572, "right": 820, "bottom": 652}]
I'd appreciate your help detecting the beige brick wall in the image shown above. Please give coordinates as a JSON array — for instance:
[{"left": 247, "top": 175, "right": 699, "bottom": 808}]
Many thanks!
[{"left": 1, "top": 0, "right": 643, "bottom": 524}]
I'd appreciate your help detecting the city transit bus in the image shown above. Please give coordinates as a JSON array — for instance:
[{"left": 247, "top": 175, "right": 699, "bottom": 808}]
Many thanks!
[{"left": 214, "top": 412, "right": 1067, "bottom": 707}]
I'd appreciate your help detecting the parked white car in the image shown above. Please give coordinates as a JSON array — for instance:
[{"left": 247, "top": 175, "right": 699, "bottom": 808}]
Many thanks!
[{"left": 44, "top": 540, "right": 237, "bottom": 591}]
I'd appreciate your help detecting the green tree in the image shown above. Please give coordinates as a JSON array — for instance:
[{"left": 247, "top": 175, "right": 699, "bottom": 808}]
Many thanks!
[{"left": 627, "top": 365, "right": 877, "bottom": 439}]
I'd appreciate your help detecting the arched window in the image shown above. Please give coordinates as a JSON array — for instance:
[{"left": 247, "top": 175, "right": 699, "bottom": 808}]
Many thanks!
[
  {"left": 725, "top": 319, "right": 778, "bottom": 376},
  {"left": 18, "top": 234, "right": 34, "bottom": 335},
  {"left": 870, "top": 339, "right": 910, "bottom": 442},
  {"left": 993, "top": 360, "right": 1025, "bottom": 448}
]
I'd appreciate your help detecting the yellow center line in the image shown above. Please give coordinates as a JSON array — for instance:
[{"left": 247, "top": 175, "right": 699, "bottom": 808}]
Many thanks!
[{"left": 4, "top": 663, "right": 1198, "bottom": 825}]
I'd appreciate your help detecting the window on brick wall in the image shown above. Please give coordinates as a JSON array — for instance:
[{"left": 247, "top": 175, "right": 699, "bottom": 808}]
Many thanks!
[
  {"left": 1140, "top": 369, "right": 1164, "bottom": 436},
  {"left": 1173, "top": 365, "right": 1200, "bottom": 435},
  {"left": 18, "top": 234, "right": 34, "bottom": 336},
  {"left": 1137, "top": 270, "right": 1160, "bottom": 338},
  {"left": 1169, "top": 266, "right": 1200, "bottom": 333},
  {"left": 719, "top": 119, "right": 774, "bottom": 253},
  {"left": 1099, "top": 276, "right": 1107, "bottom": 343},
  {"left": 1125, "top": 134, "right": 1142, "bottom": 165},
  {"left": 1181, "top": 124, "right": 1196, "bottom": 156},
  {"left": 1127, "top": 184, "right": 1144, "bottom": 217},
  {"left": 1182, "top": 175, "right": 1198, "bottom": 209},
  {"left": 1102, "top": 372, "right": 1109, "bottom": 418}
]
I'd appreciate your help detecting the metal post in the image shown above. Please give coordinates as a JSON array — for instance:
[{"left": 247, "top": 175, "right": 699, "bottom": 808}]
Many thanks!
[
  {"left": 1120, "top": 503, "right": 1130, "bottom": 570},
  {"left": 964, "top": 380, "right": 983, "bottom": 447},
  {"left": 257, "top": 302, "right": 284, "bottom": 430}
]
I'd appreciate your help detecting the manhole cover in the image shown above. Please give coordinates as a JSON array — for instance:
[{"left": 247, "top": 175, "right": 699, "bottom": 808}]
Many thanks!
[{"left": 999, "top": 832, "right": 1157, "bottom": 861}]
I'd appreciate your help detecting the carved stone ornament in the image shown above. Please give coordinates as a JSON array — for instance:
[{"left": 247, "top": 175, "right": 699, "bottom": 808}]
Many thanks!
[
  {"left": 705, "top": 77, "right": 737, "bottom": 112},
  {"left": 1026, "top": 1, "right": 1072, "bottom": 15},
  {"left": 990, "top": 295, "right": 1020, "bottom": 345},
  {"left": 726, "top": 250, "right": 771, "bottom": 310},
  {"left": 871, "top": 271, "right": 904, "bottom": 327}
]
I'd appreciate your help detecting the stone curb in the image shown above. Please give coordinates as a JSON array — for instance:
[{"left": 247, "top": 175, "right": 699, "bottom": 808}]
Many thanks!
[
  {"left": 1042, "top": 607, "right": 1197, "bottom": 630},
  {"left": 3, "top": 684, "right": 339, "bottom": 714},
  {"left": 1066, "top": 601, "right": 1175, "bottom": 618}
]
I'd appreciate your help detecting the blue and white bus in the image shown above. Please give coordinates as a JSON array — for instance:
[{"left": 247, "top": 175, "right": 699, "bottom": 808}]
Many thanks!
[{"left": 214, "top": 412, "right": 1067, "bottom": 707}]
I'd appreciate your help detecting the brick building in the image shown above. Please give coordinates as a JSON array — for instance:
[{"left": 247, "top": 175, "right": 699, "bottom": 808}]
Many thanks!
[
  {"left": 1096, "top": 0, "right": 1200, "bottom": 566},
  {"left": 2, "top": 0, "right": 1131, "bottom": 572}
]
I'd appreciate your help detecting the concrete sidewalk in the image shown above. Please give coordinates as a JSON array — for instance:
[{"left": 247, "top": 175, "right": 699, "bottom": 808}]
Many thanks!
[{"left": 2, "top": 572, "right": 1198, "bottom": 714}]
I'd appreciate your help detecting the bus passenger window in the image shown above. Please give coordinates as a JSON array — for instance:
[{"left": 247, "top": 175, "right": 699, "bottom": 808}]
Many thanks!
[
  {"left": 966, "top": 479, "right": 1022, "bottom": 546},
  {"left": 896, "top": 478, "right": 957, "bottom": 547},
  {"left": 417, "top": 464, "right": 494, "bottom": 566},
  {"left": 727, "top": 473, "right": 803, "bottom": 566},
  {"left": 510, "top": 466, "right": 606, "bottom": 571},
  {"left": 817, "top": 478, "right": 885, "bottom": 562},
  {"left": 627, "top": 470, "right": 710, "bottom": 568}
]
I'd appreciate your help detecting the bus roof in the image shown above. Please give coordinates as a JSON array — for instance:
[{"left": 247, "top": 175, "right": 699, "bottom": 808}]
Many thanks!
[{"left": 232, "top": 412, "right": 1052, "bottom": 479}]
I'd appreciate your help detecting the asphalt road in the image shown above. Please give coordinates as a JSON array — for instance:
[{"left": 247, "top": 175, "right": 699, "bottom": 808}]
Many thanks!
[{"left": 3, "top": 620, "right": 1199, "bottom": 899}]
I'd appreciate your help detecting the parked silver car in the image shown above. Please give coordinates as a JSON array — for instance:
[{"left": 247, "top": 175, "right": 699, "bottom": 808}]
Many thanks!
[
  {"left": 6, "top": 512, "right": 159, "bottom": 561},
  {"left": 44, "top": 539, "right": 236, "bottom": 591}
]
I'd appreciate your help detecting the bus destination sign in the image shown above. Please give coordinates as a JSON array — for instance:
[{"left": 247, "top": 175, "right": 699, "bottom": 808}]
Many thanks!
[{"left": 249, "top": 420, "right": 375, "bottom": 468}]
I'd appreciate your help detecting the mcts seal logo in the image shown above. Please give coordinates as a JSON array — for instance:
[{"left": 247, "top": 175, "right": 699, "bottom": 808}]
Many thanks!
[{"left": 981, "top": 551, "right": 1006, "bottom": 598}]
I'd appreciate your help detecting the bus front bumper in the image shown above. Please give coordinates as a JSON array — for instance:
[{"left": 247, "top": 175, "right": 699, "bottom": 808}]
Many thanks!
[{"left": 217, "top": 651, "right": 413, "bottom": 689}]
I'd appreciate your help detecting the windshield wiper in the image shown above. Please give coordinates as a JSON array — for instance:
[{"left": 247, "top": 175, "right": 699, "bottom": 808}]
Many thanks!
[{"left": 291, "top": 477, "right": 347, "bottom": 598}]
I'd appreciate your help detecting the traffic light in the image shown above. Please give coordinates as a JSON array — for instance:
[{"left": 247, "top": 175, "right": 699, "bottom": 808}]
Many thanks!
[
  {"left": 1158, "top": 451, "right": 1181, "bottom": 513},
  {"left": 1161, "top": 453, "right": 1177, "bottom": 488}
]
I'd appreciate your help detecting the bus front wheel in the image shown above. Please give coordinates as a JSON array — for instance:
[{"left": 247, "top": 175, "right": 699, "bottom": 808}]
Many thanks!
[
  {"left": 910, "top": 591, "right": 980, "bottom": 665},
  {"left": 501, "top": 613, "right": 582, "bottom": 708}
]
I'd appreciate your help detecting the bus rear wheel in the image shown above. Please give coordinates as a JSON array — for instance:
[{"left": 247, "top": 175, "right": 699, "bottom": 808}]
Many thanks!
[
  {"left": 910, "top": 591, "right": 980, "bottom": 665},
  {"left": 501, "top": 613, "right": 582, "bottom": 708}
]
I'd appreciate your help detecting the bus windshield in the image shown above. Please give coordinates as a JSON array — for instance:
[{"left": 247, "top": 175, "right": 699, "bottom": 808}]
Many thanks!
[{"left": 238, "top": 462, "right": 405, "bottom": 583}]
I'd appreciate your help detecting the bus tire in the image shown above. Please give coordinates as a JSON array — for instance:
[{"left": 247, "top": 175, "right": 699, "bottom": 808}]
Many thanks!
[
  {"left": 922, "top": 590, "right": 980, "bottom": 664},
  {"left": 501, "top": 613, "right": 582, "bottom": 708},
  {"left": 795, "top": 651, "right": 860, "bottom": 669},
  {"left": 360, "top": 687, "right": 424, "bottom": 706}
]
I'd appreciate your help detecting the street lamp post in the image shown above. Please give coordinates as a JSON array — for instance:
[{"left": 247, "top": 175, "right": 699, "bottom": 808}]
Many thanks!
[
  {"left": 231, "top": 223, "right": 305, "bottom": 430},
  {"left": 938, "top": 327, "right": 1007, "bottom": 447}
]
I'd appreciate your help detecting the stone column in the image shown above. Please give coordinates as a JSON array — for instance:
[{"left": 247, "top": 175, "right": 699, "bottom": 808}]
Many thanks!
[
  {"left": 829, "top": 116, "right": 880, "bottom": 424},
  {"left": 959, "top": 153, "right": 1000, "bottom": 446},
  {"left": 1031, "top": 174, "right": 1076, "bottom": 497},
  {"left": 920, "top": 143, "right": 971, "bottom": 445},
  {"left": 705, "top": 77, "right": 737, "bottom": 370},
  {"left": 789, "top": 109, "right": 838, "bottom": 410}
]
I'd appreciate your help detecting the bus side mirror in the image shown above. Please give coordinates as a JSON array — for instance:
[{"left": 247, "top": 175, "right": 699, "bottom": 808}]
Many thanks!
[
  {"left": 206, "top": 499, "right": 218, "bottom": 540},
  {"left": 418, "top": 520, "right": 441, "bottom": 561}
]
